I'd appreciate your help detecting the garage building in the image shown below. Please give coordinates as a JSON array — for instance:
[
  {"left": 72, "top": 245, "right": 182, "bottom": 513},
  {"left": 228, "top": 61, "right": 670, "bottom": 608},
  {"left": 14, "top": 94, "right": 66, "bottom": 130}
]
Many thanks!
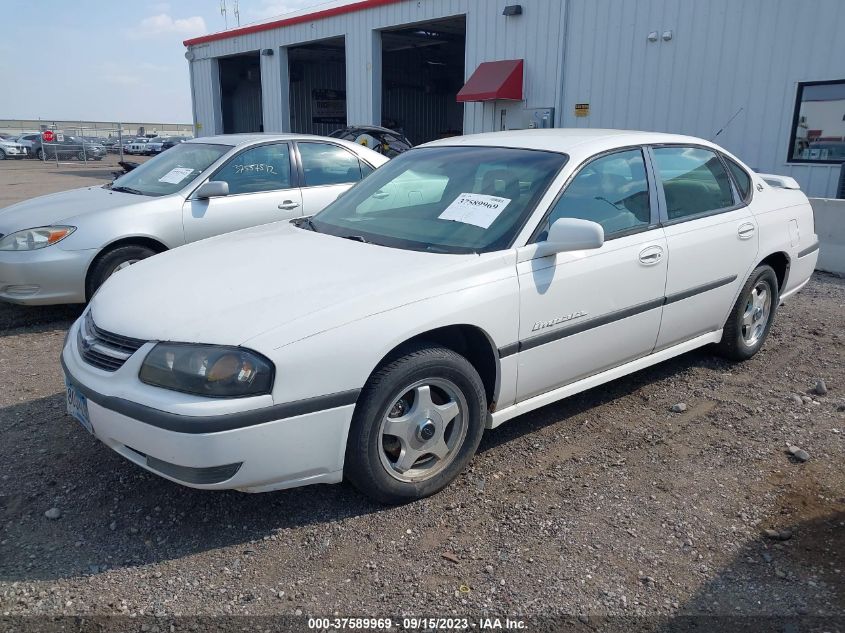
[{"left": 184, "top": 0, "right": 845, "bottom": 197}]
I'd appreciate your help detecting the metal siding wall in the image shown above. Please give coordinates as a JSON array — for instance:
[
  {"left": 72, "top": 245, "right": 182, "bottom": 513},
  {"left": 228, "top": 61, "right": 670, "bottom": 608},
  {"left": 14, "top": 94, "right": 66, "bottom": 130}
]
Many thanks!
[
  {"left": 189, "top": 57, "right": 221, "bottom": 137},
  {"left": 561, "top": 0, "right": 845, "bottom": 197},
  {"left": 290, "top": 57, "right": 347, "bottom": 135}
]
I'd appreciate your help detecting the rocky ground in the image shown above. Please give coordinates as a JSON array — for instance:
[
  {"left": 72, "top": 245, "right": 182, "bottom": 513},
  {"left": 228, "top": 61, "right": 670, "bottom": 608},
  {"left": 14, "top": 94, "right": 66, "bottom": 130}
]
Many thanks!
[{"left": 0, "top": 163, "right": 842, "bottom": 630}]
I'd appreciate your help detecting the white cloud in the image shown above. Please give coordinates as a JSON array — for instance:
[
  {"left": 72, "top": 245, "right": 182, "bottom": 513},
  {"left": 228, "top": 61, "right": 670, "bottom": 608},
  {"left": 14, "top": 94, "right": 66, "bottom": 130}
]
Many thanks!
[
  {"left": 246, "top": 0, "right": 333, "bottom": 21},
  {"left": 131, "top": 13, "right": 207, "bottom": 39}
]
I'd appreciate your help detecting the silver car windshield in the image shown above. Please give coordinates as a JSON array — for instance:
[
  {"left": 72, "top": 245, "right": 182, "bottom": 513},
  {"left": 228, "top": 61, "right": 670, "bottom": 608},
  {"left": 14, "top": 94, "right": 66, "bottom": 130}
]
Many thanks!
[{"left": 111, "top": 143, "right": 230, "bottom": 197}]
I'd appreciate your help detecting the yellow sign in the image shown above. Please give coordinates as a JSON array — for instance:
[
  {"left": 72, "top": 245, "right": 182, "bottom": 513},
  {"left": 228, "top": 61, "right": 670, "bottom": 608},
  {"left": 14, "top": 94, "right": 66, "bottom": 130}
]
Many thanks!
[{"left": 575, "top": 103, "right": 590, "bottom": 117}]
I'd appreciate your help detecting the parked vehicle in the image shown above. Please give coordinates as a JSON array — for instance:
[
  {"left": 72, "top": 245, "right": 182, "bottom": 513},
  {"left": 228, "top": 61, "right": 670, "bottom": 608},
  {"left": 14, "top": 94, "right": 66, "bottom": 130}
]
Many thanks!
[
  {"left": 58, "top": 129, "right": 818, "bottom": 503},
  {"left": 330, "top": 125, "right": 412, "bottom": 158},
  {"left": 144, "top": 137, "right": 170, "bottom": 155},
  {"left": 0, "top": 133, "right": 387, "bottom": 305},
  {"left": 0, "top": 137, "right": 28, "bottom": 159},
  {"left": 126, "top": 138, "right": 150, "bottom": 155},
  {"left": 14, "top": 135, "right": 37, "bottom": 157},
  {"left": 21, "top": 134, "right": 105, "bottom": 161},
  {"left": 160, "top": 136, "right": 191, "bottom": 151},
  {"left": 103, "top": 138, "right": 123, "bottom": 153}
]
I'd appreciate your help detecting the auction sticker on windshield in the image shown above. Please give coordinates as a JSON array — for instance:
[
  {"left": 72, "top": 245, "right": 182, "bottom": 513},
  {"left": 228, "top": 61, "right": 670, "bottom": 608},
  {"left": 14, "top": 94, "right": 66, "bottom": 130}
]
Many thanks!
[
  {"left": 438, "top": 193, "right": 511, "bottom": 229},
  {"left": 65, "top": 376, "right": 93, "bottom": 435},
  {"left": 158, "top": 167, "right": 195, "bottom": 184}
]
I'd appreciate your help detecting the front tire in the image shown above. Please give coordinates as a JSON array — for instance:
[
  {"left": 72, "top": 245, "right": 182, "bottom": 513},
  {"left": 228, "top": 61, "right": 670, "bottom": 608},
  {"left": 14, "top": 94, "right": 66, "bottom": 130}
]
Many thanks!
[
  {"left": 717, "top": 264, "right": 778, "bottom": 361},
  {"left": 345, "top": 343, "right": 486, "bottom": 504},
  {"left": 86, "top": 244, "right": 157, "bottom": 300}
]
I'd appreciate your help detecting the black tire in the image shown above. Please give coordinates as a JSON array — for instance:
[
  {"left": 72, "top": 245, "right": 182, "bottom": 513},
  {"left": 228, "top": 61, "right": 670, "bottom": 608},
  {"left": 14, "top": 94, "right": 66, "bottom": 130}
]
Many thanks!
[
  {"left": 77, "top": 151, "right": 86, "bottom": 161},
  {"left": 36, "top": 148, "right": 44, "bottom": 160},
  {"left": 0, "top": 150, "right": 6, "bottom": 160},
  {"left": 345, "top": 343, "right": 487, "bottom": 504},
  {"left": 86, "top": 244, "right": 157, "bottom": 300},
  {"left": 717, "top": 264, "right": 779, "bottom": 361}
]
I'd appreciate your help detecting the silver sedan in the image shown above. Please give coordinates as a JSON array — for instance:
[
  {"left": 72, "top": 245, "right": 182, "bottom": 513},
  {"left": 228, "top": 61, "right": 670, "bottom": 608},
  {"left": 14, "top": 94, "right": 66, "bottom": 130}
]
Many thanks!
[{"left": 0, "top": 134, "right": 388, "bottom": 305}]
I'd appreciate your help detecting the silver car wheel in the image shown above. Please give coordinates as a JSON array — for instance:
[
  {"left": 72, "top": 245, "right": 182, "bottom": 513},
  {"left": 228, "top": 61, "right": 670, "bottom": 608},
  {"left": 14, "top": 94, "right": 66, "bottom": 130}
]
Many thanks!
[
  {"left": 378, "top": 378, "right": 468, "bottom": 483},
  {"left": 741, "top": 282, "right": 772, "bottom": 347},
  {"left": 111, "top": 259, "right": 140, "bottom": 275}
]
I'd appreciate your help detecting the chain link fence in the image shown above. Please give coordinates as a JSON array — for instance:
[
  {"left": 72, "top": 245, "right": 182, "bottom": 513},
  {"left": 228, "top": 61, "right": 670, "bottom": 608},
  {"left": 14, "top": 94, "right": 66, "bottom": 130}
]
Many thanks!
[{"left": 0, "top": 121, "right": 194, "bottom": 168}]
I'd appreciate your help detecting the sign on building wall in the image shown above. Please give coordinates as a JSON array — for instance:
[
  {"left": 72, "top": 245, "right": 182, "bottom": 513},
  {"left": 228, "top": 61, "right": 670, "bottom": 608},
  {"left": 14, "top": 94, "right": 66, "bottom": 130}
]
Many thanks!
[
  {"left": 312, "top": 89, "right": 347, "bottom": 124},
  {"left": 574, "top": 103, "right": 590, "bottom": 117}
]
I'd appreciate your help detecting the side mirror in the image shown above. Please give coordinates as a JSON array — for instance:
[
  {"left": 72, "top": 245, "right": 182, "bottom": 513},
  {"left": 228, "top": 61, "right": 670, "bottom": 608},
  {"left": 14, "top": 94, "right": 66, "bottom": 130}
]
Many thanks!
[
  {"left": 195, "top": 180, "right": 229, "bottom": 199},
  {"left": 535, "top": 217, "right": 604, "bottom": 257}
]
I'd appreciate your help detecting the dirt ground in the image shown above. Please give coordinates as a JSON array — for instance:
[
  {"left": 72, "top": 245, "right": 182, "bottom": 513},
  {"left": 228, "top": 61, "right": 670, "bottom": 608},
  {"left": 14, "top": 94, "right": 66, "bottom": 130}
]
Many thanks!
[{"left": 0, "top": 161, "right": 842, "bottom": 628}]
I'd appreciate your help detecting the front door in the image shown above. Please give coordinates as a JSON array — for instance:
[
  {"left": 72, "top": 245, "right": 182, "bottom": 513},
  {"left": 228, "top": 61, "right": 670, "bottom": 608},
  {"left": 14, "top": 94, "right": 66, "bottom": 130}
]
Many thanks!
[
  {"left": 516, "top": 148, "right": 668, "bottom": 401},
  {"left": 183, "top": 142, "right": 302, "bottom": 243},
  {"left": 649, "top": 145, "right": 759, "bottom": 350}
]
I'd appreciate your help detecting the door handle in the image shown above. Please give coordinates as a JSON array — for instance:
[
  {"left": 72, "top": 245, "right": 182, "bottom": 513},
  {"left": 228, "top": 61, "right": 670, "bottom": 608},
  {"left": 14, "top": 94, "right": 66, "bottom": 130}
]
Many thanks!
[
  {"left": 737, "top": 223, "right": 755, "bottom": 240},
  {"left": 278, "top": 200, "right": 300, "bottom": 210},
  {"left": 638, "top": 245, "right": 664, "bottom": 266},
  {"left": 372, "top": 191, "right": 390, "bottom": 199}
]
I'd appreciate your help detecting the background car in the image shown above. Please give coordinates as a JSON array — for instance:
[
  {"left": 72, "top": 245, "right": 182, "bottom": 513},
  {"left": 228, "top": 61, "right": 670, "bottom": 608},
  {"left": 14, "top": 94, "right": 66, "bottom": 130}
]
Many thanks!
[
  {"left": 160, "top": 136, "right": 192, "bottom": 151},
  {"left": 143, "top": 136, "right": 170, "bottom": 155},
  {"left": 0, "top": 134, "right": 388, "bottom": 305},
  {"left": 0, "top": 137, "right": 28, "bottom": 159},
  {"left": 330, "top": 125, "right": 412, "bottom": 157},
  {"left": 125, "top": 138, "right": 149, "bottom": 155}
]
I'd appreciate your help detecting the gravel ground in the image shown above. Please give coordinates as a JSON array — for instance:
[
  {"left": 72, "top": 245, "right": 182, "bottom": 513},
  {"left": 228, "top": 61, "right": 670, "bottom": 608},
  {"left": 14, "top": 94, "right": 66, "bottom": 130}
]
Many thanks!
[{"left": 0, "top": 163, "right": 843, "bottom": 628}]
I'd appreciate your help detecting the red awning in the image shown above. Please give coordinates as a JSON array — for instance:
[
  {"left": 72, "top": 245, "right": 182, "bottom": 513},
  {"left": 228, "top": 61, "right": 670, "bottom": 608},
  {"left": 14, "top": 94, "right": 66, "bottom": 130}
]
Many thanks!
[{"left": 456, "top": 59, "right": 524, "bottom": 102}]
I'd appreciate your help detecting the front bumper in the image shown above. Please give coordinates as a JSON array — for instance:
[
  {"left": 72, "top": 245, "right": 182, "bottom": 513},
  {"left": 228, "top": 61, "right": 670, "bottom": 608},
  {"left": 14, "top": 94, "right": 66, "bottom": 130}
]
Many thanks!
[
  {"left": 0, "top": 247, "right": 95, "bottom": 305},
  {"left": 61, "top": 317, "right": 357, "bottom": 492}
]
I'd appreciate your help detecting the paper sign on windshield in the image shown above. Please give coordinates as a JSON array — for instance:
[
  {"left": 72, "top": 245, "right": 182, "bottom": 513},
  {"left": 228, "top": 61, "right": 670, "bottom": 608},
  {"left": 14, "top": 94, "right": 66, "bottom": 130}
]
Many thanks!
[
  {"left": 158, "top": 167, "right": 195, "bottom": 184},
  {"left": 438, "top": 193, "right": 511, "bottom": 229}
]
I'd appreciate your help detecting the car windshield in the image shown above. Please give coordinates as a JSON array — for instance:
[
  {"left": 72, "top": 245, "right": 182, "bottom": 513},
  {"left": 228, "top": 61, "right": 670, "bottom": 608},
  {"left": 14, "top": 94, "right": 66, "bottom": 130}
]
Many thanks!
[
  {"left": 311, "top": 146, "right": 567, "bottom": 254},
  {"left": 110, "top": 142, "right": 230, "bottom": 196}
]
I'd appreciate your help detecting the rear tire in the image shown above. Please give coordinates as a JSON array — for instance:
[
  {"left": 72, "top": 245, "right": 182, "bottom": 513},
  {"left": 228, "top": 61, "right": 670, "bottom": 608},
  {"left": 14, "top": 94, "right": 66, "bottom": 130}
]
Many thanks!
[
  {"left": 0, "top": 150, "right": 6, "bottom": 160},
  {"left": 717, "top": 264, "right": 778, "bottom": 361},
  {"left": 345, "top": 343, "right": 486, "bottom": 504},
  {"left": 86, "top": 244, "right": 157, "bottom": 300}
]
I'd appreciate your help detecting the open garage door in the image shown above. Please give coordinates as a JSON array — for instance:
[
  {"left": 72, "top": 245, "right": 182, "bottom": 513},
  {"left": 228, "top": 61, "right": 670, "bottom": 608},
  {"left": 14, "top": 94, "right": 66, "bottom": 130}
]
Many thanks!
[
  {"left": 219, "top": 52, "right": 263, "bottom": 133},
  {"left": 381, "top": 16, "right": 466, "bottom": 144},
  {"left": 288, "top": 37, "right": 347, "bottom": 135}
]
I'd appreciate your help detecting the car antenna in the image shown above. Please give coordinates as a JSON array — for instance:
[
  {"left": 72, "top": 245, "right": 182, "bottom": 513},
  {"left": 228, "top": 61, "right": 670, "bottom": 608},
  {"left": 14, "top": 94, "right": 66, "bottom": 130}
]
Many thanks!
[{"left": 710, "top": 106, "right": 744, "bottom": 141}]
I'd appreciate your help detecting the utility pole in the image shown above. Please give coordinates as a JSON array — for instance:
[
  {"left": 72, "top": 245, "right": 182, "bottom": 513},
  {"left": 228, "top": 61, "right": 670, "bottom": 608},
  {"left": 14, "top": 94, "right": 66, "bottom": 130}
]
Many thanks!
[
  {"left": 220, "top": 0, "right": 228, "bottom": 29},
  {"left": 234, "top": 0, "right": 240, "bottom": 27}
]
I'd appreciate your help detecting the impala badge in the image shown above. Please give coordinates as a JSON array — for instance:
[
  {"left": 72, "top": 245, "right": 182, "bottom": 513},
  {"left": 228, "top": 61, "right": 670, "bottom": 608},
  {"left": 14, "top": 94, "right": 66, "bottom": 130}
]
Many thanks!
[{"left": 532, "top": 311, "right": 588, "bottom": 331}]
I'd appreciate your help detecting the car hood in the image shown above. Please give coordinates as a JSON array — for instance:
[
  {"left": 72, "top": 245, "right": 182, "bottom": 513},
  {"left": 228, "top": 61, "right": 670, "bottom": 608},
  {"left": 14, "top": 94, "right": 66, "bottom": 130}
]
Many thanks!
[
  {"left": 91, "top": 222, "right": 478, "bottom": 348},
  {"left": 0, "top": 186, "right": 148, "bottom": 232}
]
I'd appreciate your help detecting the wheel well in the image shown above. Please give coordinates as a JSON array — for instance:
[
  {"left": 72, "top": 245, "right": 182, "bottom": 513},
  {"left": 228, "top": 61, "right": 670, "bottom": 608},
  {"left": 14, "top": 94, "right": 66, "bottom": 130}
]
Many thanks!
[
  {"left": 85, "top": 237, "right": 168, "bottom": 300},
  {"left": 759, "top": 251, "right": 789, "bottom": 293},
  {"left": 377, "top": 325, "right": 499, "bottom": 411}
]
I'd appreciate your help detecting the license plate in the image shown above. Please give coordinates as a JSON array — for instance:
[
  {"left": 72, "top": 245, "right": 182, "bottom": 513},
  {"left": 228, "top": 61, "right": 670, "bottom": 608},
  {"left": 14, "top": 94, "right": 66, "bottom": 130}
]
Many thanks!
[{"left": 65, "top": 376, "right": 93, "bottom": 435}]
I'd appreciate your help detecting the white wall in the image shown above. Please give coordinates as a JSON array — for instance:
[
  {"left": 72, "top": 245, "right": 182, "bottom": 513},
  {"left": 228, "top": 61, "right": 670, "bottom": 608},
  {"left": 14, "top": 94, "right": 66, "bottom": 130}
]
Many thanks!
[{"left": 811, "top": 198, "right": 845, "bottom": 276}]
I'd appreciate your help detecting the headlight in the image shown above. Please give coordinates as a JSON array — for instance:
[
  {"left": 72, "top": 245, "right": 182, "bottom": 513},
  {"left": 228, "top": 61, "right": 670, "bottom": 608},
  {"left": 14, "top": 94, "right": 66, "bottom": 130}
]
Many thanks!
[
  {"left": 0, "top": 226, "right": 76, "bottom": 251},
  {"left": 139, "top": 343, "right": 274, "bottom": 398}
]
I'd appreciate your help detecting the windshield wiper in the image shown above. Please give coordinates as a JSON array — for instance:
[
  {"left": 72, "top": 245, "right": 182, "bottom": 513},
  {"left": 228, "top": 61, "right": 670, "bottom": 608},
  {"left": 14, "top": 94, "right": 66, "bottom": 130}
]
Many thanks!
[
  {"left": 111, "top": 185, "right": 145, "bottom": 195},
  {"left": 342, "top": 234, "right": 369, "bottom": 243}
]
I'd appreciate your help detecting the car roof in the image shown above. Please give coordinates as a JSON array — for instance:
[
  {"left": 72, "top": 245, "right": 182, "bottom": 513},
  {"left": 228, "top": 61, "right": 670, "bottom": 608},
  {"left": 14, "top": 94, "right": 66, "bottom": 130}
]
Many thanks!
[
  {"left": 420, "top": 128, "right": 726, "bottom": 161},
  {"left": 189, "top": 133, "right": 368, "bottom": 147}
]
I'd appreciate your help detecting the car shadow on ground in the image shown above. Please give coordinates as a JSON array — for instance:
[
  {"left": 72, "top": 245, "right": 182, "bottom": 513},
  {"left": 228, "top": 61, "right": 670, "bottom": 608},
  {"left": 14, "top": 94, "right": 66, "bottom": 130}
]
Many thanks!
[
  {"left": 0, "top": 345, "right": 732, "bottom": 583},
  {"left": 0, "top": 303, "right": 82, "bottom": 337}
]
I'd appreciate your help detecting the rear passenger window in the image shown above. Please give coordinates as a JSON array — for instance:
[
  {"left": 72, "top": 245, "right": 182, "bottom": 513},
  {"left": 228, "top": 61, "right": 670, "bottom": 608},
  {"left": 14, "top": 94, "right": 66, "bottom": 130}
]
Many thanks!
[
  {"left": 724, "top": 156, "right": 751, "bottom": 200},
  {"left": 539, "top": 149, "right": 651, "bottom": 239},
  {"left": 214, "top": 143, "right": 292, "bottom": 195},
  {"left": 652, "top": 147, "right": 735, "bottom": 220},
  {"left": 299, "top": 142, "right": 362, "bottom": 187}
]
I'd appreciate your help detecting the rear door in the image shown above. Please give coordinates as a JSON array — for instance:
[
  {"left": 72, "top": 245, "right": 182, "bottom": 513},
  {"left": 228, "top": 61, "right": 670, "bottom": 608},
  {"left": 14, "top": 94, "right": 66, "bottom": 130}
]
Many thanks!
[
  {"left": 295, "top": 141, "right": 371, "bottom": 215},
  {"left": 183, "top": 141, "right": 302, "bottom": 243},
  {"left": 650, "top": 145, "right": 759, "bottom": 350}
]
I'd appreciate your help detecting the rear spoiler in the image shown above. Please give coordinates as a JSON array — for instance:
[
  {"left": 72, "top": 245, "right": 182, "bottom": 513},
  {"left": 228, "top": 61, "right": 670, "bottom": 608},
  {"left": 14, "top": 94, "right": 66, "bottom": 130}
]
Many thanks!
[{"left": 757, "top": 173, "right": 801, "bottom": 190}]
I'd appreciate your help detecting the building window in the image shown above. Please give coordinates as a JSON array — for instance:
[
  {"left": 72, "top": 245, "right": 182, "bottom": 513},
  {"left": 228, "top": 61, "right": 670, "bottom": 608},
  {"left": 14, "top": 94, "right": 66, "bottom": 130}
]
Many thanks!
[{"left": 788, "top": 80, "right": 845, "bottom": 163}]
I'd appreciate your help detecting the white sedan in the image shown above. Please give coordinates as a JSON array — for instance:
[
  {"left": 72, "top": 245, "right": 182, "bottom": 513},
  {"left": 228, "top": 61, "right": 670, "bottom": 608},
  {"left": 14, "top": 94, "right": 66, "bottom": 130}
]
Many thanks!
[
  {"left": 0, "top": 134, "right": 386, "bottom": 304},
  {"left": 61, "top": 129, "right": 819, "bottom": 503}
]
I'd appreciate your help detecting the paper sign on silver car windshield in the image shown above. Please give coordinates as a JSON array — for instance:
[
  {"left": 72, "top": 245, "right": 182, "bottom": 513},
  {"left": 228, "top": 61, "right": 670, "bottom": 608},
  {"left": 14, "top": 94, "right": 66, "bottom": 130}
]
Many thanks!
[
  {"left": 438, "top": 193, "right": 511, "bottom": 229},
  {"left": 158, "top": 167, "right": 195, "bottom": 184}
]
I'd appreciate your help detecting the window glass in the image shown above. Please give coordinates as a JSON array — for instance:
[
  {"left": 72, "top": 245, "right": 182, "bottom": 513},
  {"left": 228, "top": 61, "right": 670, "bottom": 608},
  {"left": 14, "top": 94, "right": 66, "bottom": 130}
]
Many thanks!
[
  {"left": 724, "top": 156, "right": 751, "bottom": 200},
  {"left": 213, "top": 143, "right": 292, "bottom": 195},
  {"left": 360, "top": 161, "right": 375, "bottom": 178},
  {"left": 789, "top": 80, "right": 845, "bottom": 163},
  {"left": 652, "top": 147, "right": 734, "bottom": 220},
  {"left": 299, "top": 142, "right": 362, "bottom": 186},
  {"left": 311, "top": 146, "right": 567, "bottom": 254},
  {"left": 538, "top": 149, "right": 651, "bottom": 240}
]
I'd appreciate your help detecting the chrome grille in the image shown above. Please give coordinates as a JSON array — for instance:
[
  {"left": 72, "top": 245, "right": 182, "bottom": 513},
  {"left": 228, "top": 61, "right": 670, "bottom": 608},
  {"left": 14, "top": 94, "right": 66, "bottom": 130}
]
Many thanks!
[{"left": 77, "top": 312, "right": 146, "bottom": 372}]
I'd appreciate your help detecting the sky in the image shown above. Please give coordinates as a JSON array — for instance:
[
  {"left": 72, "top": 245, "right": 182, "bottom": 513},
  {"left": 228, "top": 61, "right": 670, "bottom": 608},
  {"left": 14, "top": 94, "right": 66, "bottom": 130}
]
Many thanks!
[{"left": 0, "top": 0, "right": 333, "bottom": 123}]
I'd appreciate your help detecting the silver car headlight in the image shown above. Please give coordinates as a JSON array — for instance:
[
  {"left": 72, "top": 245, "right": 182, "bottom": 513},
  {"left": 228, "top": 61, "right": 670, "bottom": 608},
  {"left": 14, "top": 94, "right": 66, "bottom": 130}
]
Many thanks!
[
  {"left": 0, "top": 226, "right": 76, "bottom": 251},
  {"left": 139, "top": 343, "right": 275, "bottom": 398}
]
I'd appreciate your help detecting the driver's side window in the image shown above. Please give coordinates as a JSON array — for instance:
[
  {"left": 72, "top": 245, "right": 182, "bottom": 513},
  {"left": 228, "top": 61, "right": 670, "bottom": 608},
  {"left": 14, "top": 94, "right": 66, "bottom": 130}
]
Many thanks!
[
  {"left": 538, "top": 148, "right": 651, "bottom": 240},
  {"left": 213, "top": 143, "right": 293, "bottom": 195}
]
